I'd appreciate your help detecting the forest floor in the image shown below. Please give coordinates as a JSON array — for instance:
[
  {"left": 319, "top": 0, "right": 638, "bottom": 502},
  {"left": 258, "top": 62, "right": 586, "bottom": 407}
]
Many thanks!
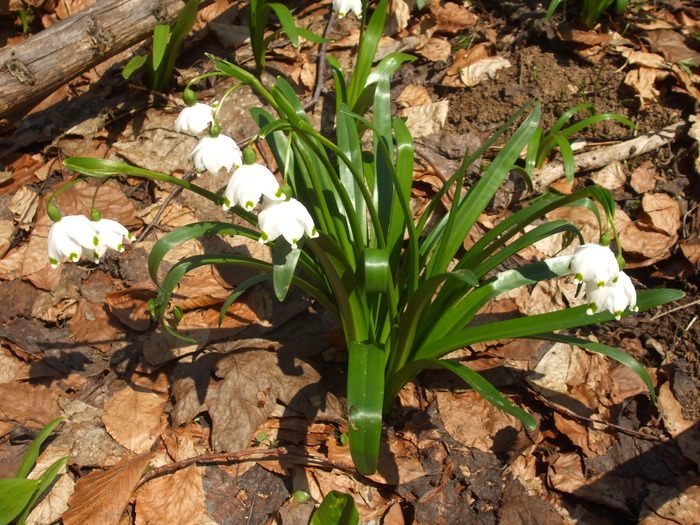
[{"left": 1, "top": 0, "right": 700, "bottom": 524}]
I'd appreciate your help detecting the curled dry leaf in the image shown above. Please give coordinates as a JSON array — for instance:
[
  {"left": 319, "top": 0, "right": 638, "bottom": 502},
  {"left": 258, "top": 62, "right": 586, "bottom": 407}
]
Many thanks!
[
  {"left": 429, "top": 1, "right": 478, "bottom": 33},
  {"left": 62, "top": 453, "right": 153, "bottom": 525},
  {"left": 630, "top": 161, "right": 658, "bottom": 194},
  {"left": 418, "top": 36, "right": 452, "bottom": 62}
]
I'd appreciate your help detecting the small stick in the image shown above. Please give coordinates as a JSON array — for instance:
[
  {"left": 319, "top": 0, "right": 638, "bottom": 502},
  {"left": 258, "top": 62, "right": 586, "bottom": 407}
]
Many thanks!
[
  {"left": 649, "top": 297, "right": 700, "bottom": 322},
  {"left": 529, "top": 388, "right": 665, "bottom": 442},
  {"left": 531, "top": 120, "right": 687, "bottom": 193},
  {"left": 304, "top": 11, "right": 338, "bottom": 111}
]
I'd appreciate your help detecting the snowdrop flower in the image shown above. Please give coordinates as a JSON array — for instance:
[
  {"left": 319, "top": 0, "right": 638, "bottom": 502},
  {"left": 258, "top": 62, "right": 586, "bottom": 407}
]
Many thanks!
[
  {"left": 585, "top": 272, "right": 638, "bottom": 320},
  {"left": 175, "top": 103, "right": 215, "bottom": 134},
  {"left": 333, "top": 0, "right": 362, "bottom": 18},
  {"left": 223, "top": 163, "right": 285, "bottom": 211},
  {"left": 570, "top": 242, "right": 620, "bottom": 287},
  {"left": 47, "top": 214, "right": 100, "bottom": 268},
  {"left": 92, "top": 218, "right": 134, "bottom": 253},
  {"left": 189, "top": 134, "right": 242, "bottom": 175},
  {"left": 258, "top": 198, "right": 319, "bottom": 249}
]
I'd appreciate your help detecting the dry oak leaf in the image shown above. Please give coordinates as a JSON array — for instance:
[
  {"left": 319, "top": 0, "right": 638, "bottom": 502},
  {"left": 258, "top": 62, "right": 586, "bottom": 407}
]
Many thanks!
[
  {"left": 0, "top": 382, "right": 61, "bottom": 429},
  {"left": 134, "top": 464, "right": 205, "bottom": 525},
  {"left": 62, "top": 453, "right": 153, "bottom": 525},
  {"left": 429, "top": 0, "right": 478, "bottom": 33},
  {"left": 102, "top": 385, "right": 167, "bottom": 454}
]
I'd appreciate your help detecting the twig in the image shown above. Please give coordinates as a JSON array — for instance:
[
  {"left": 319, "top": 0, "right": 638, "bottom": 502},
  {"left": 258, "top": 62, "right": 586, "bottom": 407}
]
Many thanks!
[
  {"left": 531, "top": 120, "right": 688, "bottom": 193},
  {"left": 136, "top": 446, "right": 375, "bottom": 488},
  {"left": 529, "top": 388, "right": 665, "bottom": 443},
  {"left": 304, "top": 11, "right": 338, "bottom": 111},
  {"left": 649, "top": 297, "right": 700, "bottom": 322}
]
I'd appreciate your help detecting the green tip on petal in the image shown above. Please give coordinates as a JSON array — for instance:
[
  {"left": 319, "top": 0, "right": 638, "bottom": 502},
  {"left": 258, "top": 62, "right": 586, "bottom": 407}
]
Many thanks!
[
  {"left": 260, "top": 231, "right": 268, "bottom": 242},
  {"left": 69, "top": 252, "right": 79, "bottom": 261},
  {"left": 597, "top": 281, "right": 605, "bottom": 288},
  {"left": 574, "top": 273, "right": 583, "bottom": 282},
  {"left": 222, "top": 198, "right": 231, "bottom": 210},
  {"left": 93, "top": 236, "right": 99, "bottom": 246},
  {"left": 49, "top": 257, "right": 59, "bottom": 267},
  {"left": 117, "top": 244, "right": 124, "bottom": 252},
  {"left": 245, "top": 200, "right": 255, "bottom": 210}
]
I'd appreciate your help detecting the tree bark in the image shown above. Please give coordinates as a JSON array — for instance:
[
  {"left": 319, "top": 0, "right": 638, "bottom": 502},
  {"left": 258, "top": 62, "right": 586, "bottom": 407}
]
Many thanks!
[{"left": 0, "top": 0, "right": 191, "bottom": 124}]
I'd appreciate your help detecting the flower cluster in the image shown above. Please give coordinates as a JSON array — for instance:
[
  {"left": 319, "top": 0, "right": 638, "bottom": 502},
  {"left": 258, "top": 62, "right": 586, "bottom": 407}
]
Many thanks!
[
  {"left": 175, "top": 106, "right": 318, "bottom": 248},
  {"left": 48, "top": 215, "right": 133, "bottom": 269},
  {"left": 570, "top": 243, "right": 638, "bottom": 320},
  {"left": 175, "top": 100, "right": 242, "bottom": 175}
]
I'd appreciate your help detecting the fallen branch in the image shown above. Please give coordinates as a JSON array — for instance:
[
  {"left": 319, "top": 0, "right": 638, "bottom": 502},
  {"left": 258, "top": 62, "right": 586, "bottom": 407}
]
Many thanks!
[
  {"left": 531, "top": 120, "right": 688, "bottom": 193},
  {"left": 0, "top": 0, "right": 199, "bottom": 125}
]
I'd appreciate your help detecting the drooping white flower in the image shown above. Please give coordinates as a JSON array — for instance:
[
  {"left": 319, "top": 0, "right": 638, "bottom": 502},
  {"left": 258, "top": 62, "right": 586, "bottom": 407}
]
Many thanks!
[
  {"left": 47, "top": 215, "right": 100, "bottom": 268},
  {"left": 570, "top": 243, "right": 620, "bottom": 287},
  {"left": 223, "top": 164, "right": 285, "bottom": 211},
  {"left": 258, "top": 198, "right": 319, "bottom": 249},
  {"left": 174, "top": 103, "right": 215, "bottom": 134},
  {"left": 189, "top": 134, "right": 242, "bottom": 175},
  {"left": 92, "top": 218, "right": 134, "bottom": 253},
  {"left": 585, "top": 272, "right": 638, "bottom": 320},
  {"left": 333, "top": 0, "right": 362, "bottom": 18}
]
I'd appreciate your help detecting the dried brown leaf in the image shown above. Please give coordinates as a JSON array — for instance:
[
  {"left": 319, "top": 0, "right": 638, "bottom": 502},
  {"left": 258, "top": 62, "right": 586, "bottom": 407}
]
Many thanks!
[
  {"left": 0, "top": 383, "right": 61, "bottom": 428},
  {"left": 630, "top": 161, "right": 658, "bottom": 193},
  {"left": 69, "top": 300, "right": 123, "bottom": 352},
  {"left": 418, "top": 36, "right": 451, "bottom": 62},
  {"left": 639, "top": 480, "right": 700, "bottom": 525},
  {"left": 646, "top": 29, "right": 700, "bottom": 65},
  {"left": 134, "top": 465, "right": 205, "bottom": 525},
  {"left": 590, "top": 161, "right": 626, "bottom": 190},
  {"left": 26, "top": 473, "right": 74, "bottom": 525},
  {"left": 102, "top": 385, "right": 166, "bottom": 454},
  {"left": 105, "top": 289, "right": 154, "bottom": 332},
  {"left": 396, "top": 85, "right": 432, "bottom": 108},
  {"left": 640, "top": 192, "right": 681, "bottom": 238},
  {"left": 623, "top": 67, "right": 670, "bottom": 110},
  {"left": 429, "top": 1, "right": 478, "bottom": 33},
  {"left": 436, "top": 390, "right": 523, "bottom": 455},
  {"left": 62, "top": 453, "right": 153, "bottom": 525},
  {"left": 400, "top": 100, "right": 449, "bottom": 138}
]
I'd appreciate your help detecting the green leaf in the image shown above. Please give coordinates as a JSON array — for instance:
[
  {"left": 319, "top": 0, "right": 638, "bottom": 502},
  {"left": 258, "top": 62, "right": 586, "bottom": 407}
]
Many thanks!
[
  {"left": 361, "top": 248, "right": 390, "bottom": 293},
  {"left": 348, "top": 0, "right": 388, "bottom": 107},
  {"left": 147, "top": 222, "right": 259, "bottom": 286},
  {"left": 268, "top": 3, "right": 299, "bottom": 47},
  {"left": 347, "top": 341, "right": 385, "bottom": 475},
  {"left": 309, "top": 491, "right": 359, "bottom": 525},
  {"left": 219, "top": 274, "right": 272, "bottom": 326},
  {"left": 273, "top": 240, "right": 302, "bottom": 300},
  {"left": 431, "top": 359, "right": 537, "bottom": 429},
  {"left": 0, "top": 478, "right": 40, "bottom": 525},
  {"left": 151, "top": 25, "right": 171, "bottom": 71},
  {"left": 122, "top": 54, "right": 148, "bottom": 79},
  {"left": 16, "top": 417, "right": 64, "bottom": 479},
  {"left": 15, "top": 456, "right": 70, "bottom": 525}
]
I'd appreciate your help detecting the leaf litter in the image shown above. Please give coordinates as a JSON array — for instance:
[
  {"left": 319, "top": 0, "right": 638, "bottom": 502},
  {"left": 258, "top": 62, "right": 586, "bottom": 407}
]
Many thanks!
[{"left": 0, "top": 0, "right": 699, "bottom": 523}]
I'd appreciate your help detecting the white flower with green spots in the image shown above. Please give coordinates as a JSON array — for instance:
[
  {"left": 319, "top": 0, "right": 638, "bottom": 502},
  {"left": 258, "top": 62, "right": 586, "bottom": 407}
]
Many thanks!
[
  {"left": 189, "top": 134, "right": 242, "bottom": 175},
  {"left": 175, "top": 103, "right": 215, "bottom": 134},
  {"left": 47, "top": 215, "right": 100, "bottom": 268},
  {"left": 570, "top": 242, "right": 620, "bottom": 287},
  {"left": 223, "top": 164, "right": 285, "bottom": 211},
  {"left": 257, "top": 197, "right": 318, "bottom": 249},
  {"left": 585, "top": 271, "right": 639, "bottom": 320}
]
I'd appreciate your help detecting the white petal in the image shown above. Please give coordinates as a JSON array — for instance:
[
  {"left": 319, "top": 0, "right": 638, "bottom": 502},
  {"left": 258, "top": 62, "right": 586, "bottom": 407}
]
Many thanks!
[
  {"left": 175, "top": 103, "right": 215, "bottom": 134},
  {"left": 224, "top": 164, "right": 282, "bottom": 210},
  {"left": 258, "top": 198, "right": 317, "bottom": 248},
  {"left": 190, "top": 134, "right": 242, "bottom": 174},
  {"left": 570, "top": 243, "right": 619, "bottom": 286},
  {"left": 47, "top": 215, "right": 98, "bottom": 267},
  {"left": 92, "top": 218, "right": 133, "bottom": 252},
  {"left": 584, "top": 271, "right": 637, "bottom": 319}
]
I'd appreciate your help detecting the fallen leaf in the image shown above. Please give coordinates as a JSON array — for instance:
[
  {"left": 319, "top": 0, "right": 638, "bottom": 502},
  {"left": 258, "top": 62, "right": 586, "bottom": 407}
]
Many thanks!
[
  {"left": 429, "top": 1, "right": 478, "bottom": 33},
  {"left": 0, "top": 383, "right": 61, "bottom": 428},
  {"left": 396, "top": 85, "right": 432, "bottom": 108},
  {"left": 62, "top": 453, "right": 153, "bottom": 525},
  {"left": 630, "top": 161, "right": 658, "bottom": 193},
  {"left": 134, "top": 465, "right": 206, "bottom": 525},
  {"left": 646, "top": 29, "right": 700, "bottom": 65},
  {"left": 418, "top": 37, "right": 452, "bottom": 62},
  {"left": 105, "top": 289, "right": 155, "bottom": 331},
  {"left": 640, "top": 193, "right": 681, "bottom": 239},
  {"left": 102, "top": 385, "right": 166, "bottom": 454},
  {"left": 590, "top": 161, "right": 626, "bottom": 190},
  {"left": 679, "top": 240, "right": 700, "bottom": 266},
  {"left": 69, "top": 300, "right": 123, "bottom": 352},
  {"left": 436, "top": 390, "right": 523, "bottom": 455},
  {"left": 400, "top": 100, "right": 449, "bottom": 138},
  {"left": 623, "top": 67, "right": 670, "bottom": 110},
  {"left": 639, "top": 480, "right": 700, "bottom": 525}
]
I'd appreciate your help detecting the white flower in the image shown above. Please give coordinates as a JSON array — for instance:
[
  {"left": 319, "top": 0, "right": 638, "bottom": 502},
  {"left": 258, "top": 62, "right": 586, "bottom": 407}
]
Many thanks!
[
  {"left": 47, "top": 215, "right": 100, "bottom": 268},
  {"left": 258, "top": 198, "right": 319, "bottom": 249},
  {"left": 585, "top": 272, "right": 638, "bottom": 320},
  {"left": 92, "top": 218, "right": 134, "bottom": 253},
  {"left": 174, "top": 103, "right": 215, "bottom": 134},
  {"left": 223, "top": 164, "right": 285, "bottom": 211},
  {"left": 333, "top": 0, "right": 362, "bottom": 18},
  {"left": 189, "top": 134, "right": 242, "bottom": 175},
  {"left": 570, "top": 243, "right": 620, "bottom": 287}
]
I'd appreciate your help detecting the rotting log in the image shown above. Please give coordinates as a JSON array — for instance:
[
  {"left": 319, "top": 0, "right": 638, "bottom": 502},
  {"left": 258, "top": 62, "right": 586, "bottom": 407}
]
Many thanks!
[{"left": 0, "top": 0, "right": 196, "bottom": 124}]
